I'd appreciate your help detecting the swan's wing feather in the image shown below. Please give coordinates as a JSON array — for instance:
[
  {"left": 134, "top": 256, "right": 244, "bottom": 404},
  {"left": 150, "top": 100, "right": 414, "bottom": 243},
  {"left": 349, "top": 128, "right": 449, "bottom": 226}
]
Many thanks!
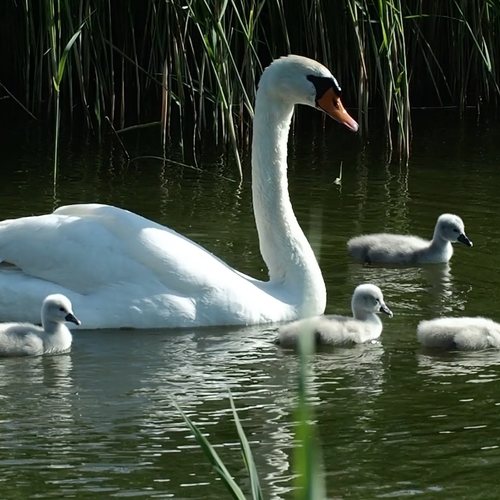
[
  {"left": 417, "top": 318, "right": 461, "bottom": 348},
  {"left": 0, "top": 204, "right": 244, "bottom": 294},
  {"left": 485, "top": 329, "right": 500, "bottom": 348},
  {"left": 0, "top": 325, "right": 44, "bottom": 356},
  {"left": 317, "top": 315, "right": 376, "bottom": 344},
  {"left": 347, "top": 233, "right": 429, "bottom": 263},
  {"left": 456, "top": 317, "right": 500, "bottom": 349},
  {"left": 58, "top": 204, "right": 247, "bottom": 288},
  {"left": 418, "top": 317, "right": 500, "bottom": 350},
  {"left": 0, "top": 212, "right": 132, "bottom": 293},
  {"left": 277, "top": 314, "right": 376, "bottom": 347}
]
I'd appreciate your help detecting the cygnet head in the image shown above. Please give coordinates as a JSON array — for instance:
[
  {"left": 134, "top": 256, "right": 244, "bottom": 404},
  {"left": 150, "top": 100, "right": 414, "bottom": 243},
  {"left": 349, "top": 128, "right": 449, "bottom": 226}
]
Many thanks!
[
  {"left": 258, "top": 55, "right": 358, "bottom": 132},
  {"left": 352, "top": 284, "right": 393, "bottom": 319},
  {"left": 435, "top": 214, "right": 473, "bottom": 246},
  {"left": 41, "top": 294, "right": 81, "bottom": 327}
]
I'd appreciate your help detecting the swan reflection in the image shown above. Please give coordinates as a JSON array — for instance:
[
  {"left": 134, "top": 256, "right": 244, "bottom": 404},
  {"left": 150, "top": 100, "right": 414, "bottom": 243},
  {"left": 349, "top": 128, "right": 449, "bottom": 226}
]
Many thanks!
[{"left": 416, "top": 349, "right": 500, "bottom": 381}]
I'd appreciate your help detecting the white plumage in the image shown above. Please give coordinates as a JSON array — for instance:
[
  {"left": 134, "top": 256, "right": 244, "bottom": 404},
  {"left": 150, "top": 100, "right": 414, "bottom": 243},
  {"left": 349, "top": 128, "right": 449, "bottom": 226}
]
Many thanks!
[
  {"left": 347, "top": 213, "right": 473, "bottom": 265},
  {"left": 0, "top": 294, "right": 80, "bottom": 356},
  {"left": 417, "top": 316, "right": 500, "bottom": 350},
  {"left": 0, "top": 55, "right": 358, "bottom": 330},
  {"left": 276, "top": 284, "right": 393, "bottom": 348}
]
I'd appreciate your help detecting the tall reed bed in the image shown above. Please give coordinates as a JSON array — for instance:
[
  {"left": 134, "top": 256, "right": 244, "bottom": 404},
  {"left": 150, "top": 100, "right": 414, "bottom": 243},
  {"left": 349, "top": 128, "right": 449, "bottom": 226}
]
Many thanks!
[{"left": 2, "top": 0, "right": 500, "bottom": 172}]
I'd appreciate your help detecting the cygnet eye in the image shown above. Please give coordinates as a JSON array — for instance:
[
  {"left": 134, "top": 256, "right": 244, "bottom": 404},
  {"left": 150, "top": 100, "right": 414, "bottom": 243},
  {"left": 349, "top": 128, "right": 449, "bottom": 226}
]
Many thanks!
[
  {"left": 453, "top": 228, "right": 459, "bottom": 233},
  {"left": 59, "top": 307, "right": 66, "bottom": 312}
]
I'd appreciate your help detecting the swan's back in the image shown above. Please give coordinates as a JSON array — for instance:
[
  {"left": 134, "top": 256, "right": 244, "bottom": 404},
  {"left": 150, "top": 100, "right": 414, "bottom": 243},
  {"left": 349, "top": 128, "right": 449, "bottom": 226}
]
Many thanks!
[
  {"left": 417, "top": 317, "right": 500, "bottom": 350},
  {"left": 277, "top": 314, "right": 383, "bottom": 348},
  {"left": 0, "top": 323, "right": 45, "bottom": 356},
  {"left": 2, "top": 204, "right": 240, "bottom": 294},
  {"left": 347, "top": 234, "right": 429, "bottom": 264}
]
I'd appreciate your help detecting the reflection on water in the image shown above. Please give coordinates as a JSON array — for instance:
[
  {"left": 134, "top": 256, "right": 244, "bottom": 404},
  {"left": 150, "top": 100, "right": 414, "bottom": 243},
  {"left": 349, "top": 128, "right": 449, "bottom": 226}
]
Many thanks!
[
  {"left": 346, "top": 260, "right": 469, "bottom": 323},
  {"left": 417, "top": 349, "right": 500, "bottom": 381},
  {"left": 1, "top": 115, "right": 500, "bottom": 498}
]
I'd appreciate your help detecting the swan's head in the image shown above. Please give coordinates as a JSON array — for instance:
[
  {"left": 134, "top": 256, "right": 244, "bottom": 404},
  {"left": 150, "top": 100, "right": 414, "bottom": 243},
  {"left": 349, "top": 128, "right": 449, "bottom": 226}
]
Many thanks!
[
  {"left": 435, "top": 214, "right": 473, "bottom": 246},
  {"left": 258, "top": 55, "right": 359, "bottom": 132},
  {"left": 42, "top": 294, "right": 81, "bottom": 326},
  {"left": 352, "top": 284, "right": 393, "bottom": 317}
]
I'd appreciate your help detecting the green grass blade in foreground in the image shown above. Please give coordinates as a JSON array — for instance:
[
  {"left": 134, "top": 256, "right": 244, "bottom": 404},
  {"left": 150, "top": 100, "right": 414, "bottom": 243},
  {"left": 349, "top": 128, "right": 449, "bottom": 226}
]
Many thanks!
[
  {"left": 294, "top": 320, "right": 326, "bottom": 500},
  {"left": 229, "top": 392, "right": 264, "bottom": 500},
  {"left": 172, "top": 400, "right": 247, "bottom": 500},
  {"left": 174, "top": 320, "right": 326, "bottom": 499}
]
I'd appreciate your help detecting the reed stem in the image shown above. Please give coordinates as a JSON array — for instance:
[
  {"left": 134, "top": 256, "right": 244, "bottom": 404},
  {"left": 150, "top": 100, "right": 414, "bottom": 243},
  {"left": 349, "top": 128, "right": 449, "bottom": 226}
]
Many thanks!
[{"left": 3, "top": 0, "right": 500, "bottom": 168}]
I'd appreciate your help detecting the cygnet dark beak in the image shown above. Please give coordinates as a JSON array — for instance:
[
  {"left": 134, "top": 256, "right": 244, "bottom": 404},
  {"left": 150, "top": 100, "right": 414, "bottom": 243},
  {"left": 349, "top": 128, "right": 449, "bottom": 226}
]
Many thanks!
[
  {"left": 380, "top": 304, "right": 393, "bottom": 318},
  {"left": 457, "top": 233, "right": 473, "bottom": 247},
  {"left": 65, "top": 313, "right": 81, "bottom": 326}
]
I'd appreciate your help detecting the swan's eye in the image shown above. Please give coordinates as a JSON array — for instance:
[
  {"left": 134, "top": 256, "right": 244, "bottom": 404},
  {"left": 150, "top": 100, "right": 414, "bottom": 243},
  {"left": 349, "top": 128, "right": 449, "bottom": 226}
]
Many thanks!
[
  {"left": 452, "top": 228, "right": 459, "bottom": 233},
  {"left": 59, "top": 307, "right": 66, "bottom": 312}
]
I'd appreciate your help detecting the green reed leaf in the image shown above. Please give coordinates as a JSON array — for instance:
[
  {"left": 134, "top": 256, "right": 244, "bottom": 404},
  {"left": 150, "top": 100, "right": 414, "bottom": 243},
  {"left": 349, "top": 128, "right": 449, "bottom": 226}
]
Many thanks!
[
  {"left": 229, "top": 393, "right": 264, "bottom": 500},
  {"left": 54, "top": 26, "right": 83, "bottom": 90},
  {"left": 173, "top": 400, "right": 247, "bottom": 500}
]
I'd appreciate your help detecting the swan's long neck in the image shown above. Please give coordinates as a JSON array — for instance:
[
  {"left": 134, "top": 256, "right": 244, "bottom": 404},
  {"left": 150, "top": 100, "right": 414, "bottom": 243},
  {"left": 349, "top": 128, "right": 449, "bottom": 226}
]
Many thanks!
[
  {"left": 353, "top": 309, "right": 381, "bottom": 325},
  {"left": 429, "top": 227, "right": 451, "bottom": 251},
  {"left": 251, "top": 93, "right": 326, "bottom": 316},
  {"left": 42, "top": 319, "right": 61, "bottom": 335},
  {"left": 41, "top": 320, "right": 71, "bottom": 351}
]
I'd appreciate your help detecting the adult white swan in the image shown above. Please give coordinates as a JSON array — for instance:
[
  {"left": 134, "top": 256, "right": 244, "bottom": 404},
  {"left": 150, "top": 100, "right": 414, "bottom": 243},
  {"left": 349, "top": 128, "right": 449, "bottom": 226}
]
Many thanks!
[{"left": 0, "top": 55, "right": 358, "bottom": 329}]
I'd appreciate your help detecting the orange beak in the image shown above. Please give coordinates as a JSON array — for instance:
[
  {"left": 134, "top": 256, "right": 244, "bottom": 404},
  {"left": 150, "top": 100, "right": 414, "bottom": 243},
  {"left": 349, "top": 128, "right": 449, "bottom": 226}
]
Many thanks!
[{"left": 317, "top": 88, "right": 359, "bottom": 132}]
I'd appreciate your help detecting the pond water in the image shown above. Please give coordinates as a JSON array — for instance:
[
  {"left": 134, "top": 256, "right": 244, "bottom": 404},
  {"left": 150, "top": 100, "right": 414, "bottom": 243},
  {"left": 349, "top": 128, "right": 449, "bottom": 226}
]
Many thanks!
[{"left": 0, "top": 111, "right": 499, "bottom": 499}]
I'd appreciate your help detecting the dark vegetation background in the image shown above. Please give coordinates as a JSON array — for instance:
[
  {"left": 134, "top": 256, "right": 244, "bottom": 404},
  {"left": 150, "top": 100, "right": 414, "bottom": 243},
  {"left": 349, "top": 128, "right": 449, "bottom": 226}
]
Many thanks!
[{"left": 1, "top": 0, "right": 499, "bottom": 161}]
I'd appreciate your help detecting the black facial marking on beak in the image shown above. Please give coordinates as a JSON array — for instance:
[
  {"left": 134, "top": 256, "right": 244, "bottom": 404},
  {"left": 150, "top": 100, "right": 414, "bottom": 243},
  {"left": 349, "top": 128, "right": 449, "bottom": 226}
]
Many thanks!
[
  {"left": 65, "top": 312, "right": 81, "bottom": 325},
  {"left": 307, "top": 74, "right": 342, "bottom": 101},
  {"left": 457, "top": 233, "right": 473, "bottom": 247},
  {"left": 380, "top": 304, "right": 393, "bottom": 318},
  {"left": 307, "top": 74, "right": 359, "bottom": 132}
]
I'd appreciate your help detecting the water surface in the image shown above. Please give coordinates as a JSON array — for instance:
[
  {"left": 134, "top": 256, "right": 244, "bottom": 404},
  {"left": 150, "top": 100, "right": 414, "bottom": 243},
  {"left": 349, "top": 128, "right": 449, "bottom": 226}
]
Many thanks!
[{"left": 0, "top": 113, "right": 499, "bottom": 499}]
